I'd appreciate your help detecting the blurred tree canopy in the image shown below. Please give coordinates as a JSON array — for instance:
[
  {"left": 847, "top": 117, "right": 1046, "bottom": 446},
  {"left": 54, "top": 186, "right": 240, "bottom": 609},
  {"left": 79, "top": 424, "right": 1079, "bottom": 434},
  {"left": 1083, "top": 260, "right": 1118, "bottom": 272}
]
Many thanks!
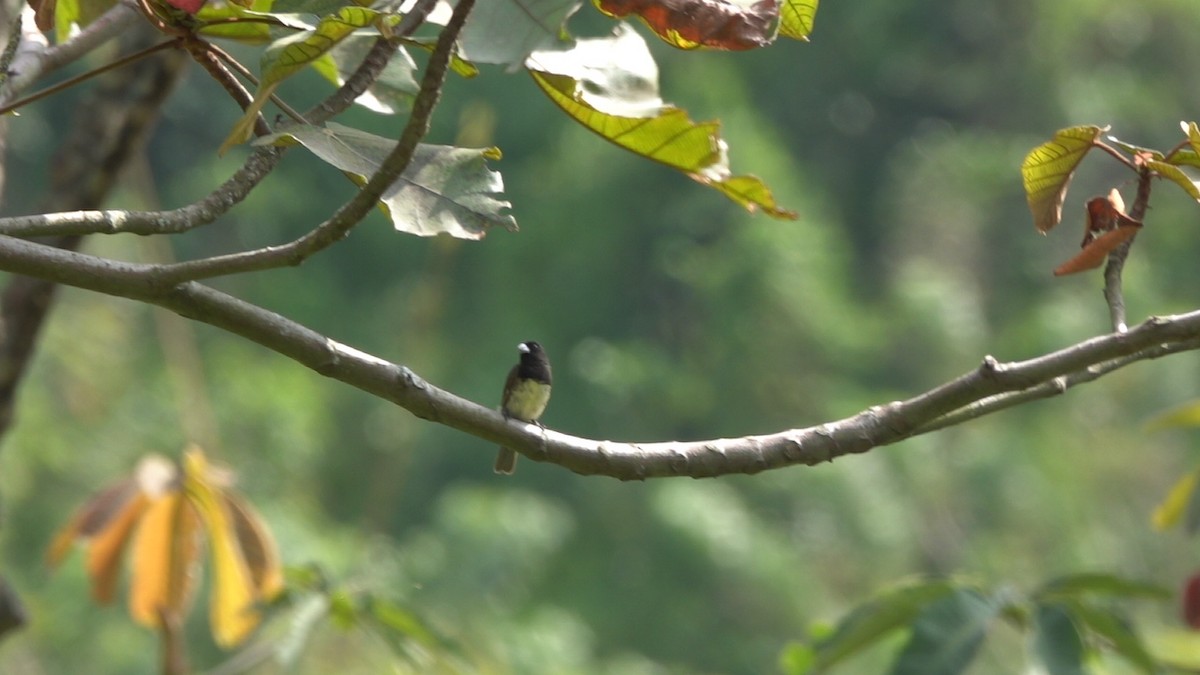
[{"left": 3, "top": 0, "right": 1200, "bottom": 673}]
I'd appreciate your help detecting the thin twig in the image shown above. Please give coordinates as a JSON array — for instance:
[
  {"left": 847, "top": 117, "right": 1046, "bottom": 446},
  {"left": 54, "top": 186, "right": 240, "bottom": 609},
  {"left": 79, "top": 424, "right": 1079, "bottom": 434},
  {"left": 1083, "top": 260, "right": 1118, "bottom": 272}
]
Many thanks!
[
  {"left": 0, "top": 38, "right": 179, "bottom": 116},
  {"left": 1102, "top": 169, "right": 1152, "bottom": 332},
  {"left": 3, "top": 1, "right": 140, "bottom": 104}
]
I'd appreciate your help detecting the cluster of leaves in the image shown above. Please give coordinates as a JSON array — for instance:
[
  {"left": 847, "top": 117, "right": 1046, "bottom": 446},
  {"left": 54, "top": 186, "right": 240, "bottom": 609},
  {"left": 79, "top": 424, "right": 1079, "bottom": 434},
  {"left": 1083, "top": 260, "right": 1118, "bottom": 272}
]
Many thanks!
[
  {"left": 1021, "top": 123, "right": 1200, "bottom": 276},
  {"left": 781, "top": 574, "right": 1170, "bottom": 674},
  {"left": 46, "top": 447, "right": 282, "bottom": 648}
]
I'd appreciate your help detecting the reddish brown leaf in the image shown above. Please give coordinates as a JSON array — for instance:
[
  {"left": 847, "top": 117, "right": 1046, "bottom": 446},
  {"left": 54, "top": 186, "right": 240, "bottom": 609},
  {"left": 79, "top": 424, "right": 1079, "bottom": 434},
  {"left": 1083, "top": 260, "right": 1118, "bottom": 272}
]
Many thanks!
[
  {"left": 1184, "top": 573, "right": 1200, "bottom": 629},
  {"left": 162, "top": 0, "right": 205, "bottom": 14},
  {"left": 593, "top": 0, "right": 779, "bottom": 50},
  {"left": 1054, "top": 189, "right": 1142, "bottom": 276},
  {"left": 1054, "top": 225, "right": 1141, "bottom": 276}
]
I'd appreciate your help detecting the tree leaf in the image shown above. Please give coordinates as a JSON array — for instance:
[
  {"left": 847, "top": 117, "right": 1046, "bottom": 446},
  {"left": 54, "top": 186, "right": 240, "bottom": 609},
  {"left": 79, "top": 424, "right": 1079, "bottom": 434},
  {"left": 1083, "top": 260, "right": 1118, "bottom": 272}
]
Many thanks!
[
  {"left": 1053, "top": 224, "right": 1140, "bottom": 276},
  {"left": 46, "top": 478, "right": 138, "bottom": 567},
  {"left": 222, "top": 6, "right": 386, "bottom": 152},
  {"left": 129, "top": 492, "right": 202, "bottom": 629},
  {"left": 1147, "top": 400, "right": 1200, "bottom": 432},
  {"left": 321, "top": 37, "right": 419, "bottom": 114},
  {"left": 1185, "top": 120, "right": 1200, "bottom": 160},
  {"left": 84, "top": 491, "right": 150, "bottom": 604},
  {"left": 1152, "top": 469, "right": 1200, "bottom": 532},
  {"left": 258, "top": 122, "right": 517, "bottom": 238},
  {"left": 888, "top": 588, "right": 1001, "bottom": 675},
  {"left": 459, "top": 0, "right": 581, "bottom": 67},
  {"left": 1037, "top": 573, "right": 1170, "bottom": 601},
  {"left": 592, "top": 0, "right": 780, "bottom": 50},
  {"left": 1021, "top": 125, "right": 1107, "bottom": 233},
  {"left": 778, "top": 0, "right": 817, "bottom": 41},
  {"left": 1031, "top": 603, "right": 1085, "bottom": 675},
  {"left": 806, "top": 579, "right": 958, "bottom": 671},
  {"left": 183, "top": 449, "right": 260, "bottom": 647},
  {"left": 1063, "top": 599, "right": 1159, "bottom": 673},
  {"left": 1147, "top": 160, "right": 1200, "bottom": 201},
  {"left": 528, "top": 26, "right": 795, "bottom": 218},
  {"left": 223, "top": 492, "right": 285, "bottom": 600},
  {"left": 1105, "top": 135, "right": 1163, "bottom": 162}
]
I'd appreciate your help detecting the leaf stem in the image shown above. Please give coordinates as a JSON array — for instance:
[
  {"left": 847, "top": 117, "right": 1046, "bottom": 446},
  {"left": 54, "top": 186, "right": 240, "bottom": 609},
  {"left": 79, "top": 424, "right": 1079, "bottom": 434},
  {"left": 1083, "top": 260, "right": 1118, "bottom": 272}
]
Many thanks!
[{"left": 1102, "top": 169, "right": 1152, "bottom": 332}]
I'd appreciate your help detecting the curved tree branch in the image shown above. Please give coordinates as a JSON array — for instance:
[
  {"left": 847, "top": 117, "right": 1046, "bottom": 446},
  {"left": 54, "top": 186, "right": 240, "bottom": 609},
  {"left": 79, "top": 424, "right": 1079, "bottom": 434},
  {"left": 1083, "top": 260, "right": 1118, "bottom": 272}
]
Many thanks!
[{"left": 0, "top": 233, "right": 1196, "bottom": 480}]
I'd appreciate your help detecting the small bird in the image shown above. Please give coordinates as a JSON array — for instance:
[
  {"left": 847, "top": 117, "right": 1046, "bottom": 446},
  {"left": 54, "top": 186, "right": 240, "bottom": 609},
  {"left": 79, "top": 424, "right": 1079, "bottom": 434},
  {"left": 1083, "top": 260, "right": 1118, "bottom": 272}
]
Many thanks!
[{"left": 495, "top": 341, "right": 552, "bottom": 474}]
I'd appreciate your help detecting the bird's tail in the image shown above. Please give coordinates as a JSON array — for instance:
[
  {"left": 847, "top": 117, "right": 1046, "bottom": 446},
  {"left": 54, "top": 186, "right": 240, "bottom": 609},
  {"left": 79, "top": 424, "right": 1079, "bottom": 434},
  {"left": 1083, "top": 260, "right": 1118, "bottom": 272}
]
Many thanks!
[{"left": 494, "top": 447, "right": 518, "bottom": 474}]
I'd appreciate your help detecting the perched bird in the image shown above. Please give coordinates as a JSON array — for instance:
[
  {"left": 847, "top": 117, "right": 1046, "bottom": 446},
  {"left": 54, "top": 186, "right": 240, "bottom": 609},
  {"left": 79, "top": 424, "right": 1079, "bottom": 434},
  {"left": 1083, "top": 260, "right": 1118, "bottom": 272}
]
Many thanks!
[{"left": 495, "top": 341, "right": 552, "bottom": 474}]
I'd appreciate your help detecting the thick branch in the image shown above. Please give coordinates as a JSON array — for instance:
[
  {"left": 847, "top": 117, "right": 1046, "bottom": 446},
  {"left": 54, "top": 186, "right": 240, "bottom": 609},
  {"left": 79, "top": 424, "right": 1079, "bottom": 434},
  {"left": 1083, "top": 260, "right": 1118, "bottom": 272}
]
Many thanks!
[{"left": 0, "top": 235, "right": 1197, "bottom": 480}]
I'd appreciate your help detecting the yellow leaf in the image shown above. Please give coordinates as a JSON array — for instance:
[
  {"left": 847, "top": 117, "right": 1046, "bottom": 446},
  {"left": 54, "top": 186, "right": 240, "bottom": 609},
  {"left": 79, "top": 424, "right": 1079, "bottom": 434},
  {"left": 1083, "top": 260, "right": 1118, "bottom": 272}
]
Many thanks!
[
  {"left": 184, "top": 449, "right": 260, "bottom": 647},
  {"left": 1153, "top": 468, "right": 1200, "bottom": 531},
  {"left": 223, "top": 493, "right": 284, "bottom": 600},
  {"left": 85, "top": 491, "right": 150, "bottom": 604},
  {"left": 1146, "top": 400, "right": 1200, "bottom": 432},
  {"left": 129, "top": 492, "right": 203, "bottom": 629},
  {"left": 1021, "top": 125, "right": 1107, "bottom": 232}
]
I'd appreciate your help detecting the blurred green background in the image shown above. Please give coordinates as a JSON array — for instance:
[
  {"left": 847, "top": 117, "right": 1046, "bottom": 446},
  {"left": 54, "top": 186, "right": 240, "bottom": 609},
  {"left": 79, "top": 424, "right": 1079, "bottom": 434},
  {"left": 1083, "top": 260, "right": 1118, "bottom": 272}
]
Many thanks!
[{"left": 4, "top": 0, "right": 1200, "bottom": 672}]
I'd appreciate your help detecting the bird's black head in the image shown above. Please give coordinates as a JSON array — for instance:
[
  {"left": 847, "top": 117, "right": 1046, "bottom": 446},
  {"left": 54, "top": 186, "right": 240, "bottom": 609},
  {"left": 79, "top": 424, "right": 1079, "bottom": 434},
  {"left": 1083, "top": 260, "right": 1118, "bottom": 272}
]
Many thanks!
[{"left": 519, "top": 341, "right": 543, "bottom": 356}]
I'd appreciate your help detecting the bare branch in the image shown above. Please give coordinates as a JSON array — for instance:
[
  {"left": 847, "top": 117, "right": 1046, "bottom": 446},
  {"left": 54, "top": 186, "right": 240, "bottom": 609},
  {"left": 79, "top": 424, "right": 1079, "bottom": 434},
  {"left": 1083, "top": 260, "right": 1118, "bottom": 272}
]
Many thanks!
[
  {"left": 0, "top": 234, "right": 1197, "bottom": 480},
  {"left": 1102, "top": 168, "right": 1152, "bottom": 332}
]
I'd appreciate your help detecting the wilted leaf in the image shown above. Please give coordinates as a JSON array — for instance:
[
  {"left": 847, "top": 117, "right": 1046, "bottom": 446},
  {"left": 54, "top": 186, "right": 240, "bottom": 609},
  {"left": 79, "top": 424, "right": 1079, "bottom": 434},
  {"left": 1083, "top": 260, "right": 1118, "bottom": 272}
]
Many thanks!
[
  {"left": 1053, "top": 191, "right": 1141, "bottom": 276},
  {"left": 528, "top": 26, "right": 795, "bottom": 218},
  {"left": 1031, "top": 603, "right": 1085, "bottom": 675},
  {"left": 129, "top": 492, "right": 202, "bottom": 628},
  {"left": 1022, "top": 125, "right": 1107, "bottom": 232},
  {"left": 806, "top": 579, "right": 958, "bottom": 671},
  {"left": 593, "top": 0, "right": 779, "bottom": 50},
  {"left": 223, "top": 493, "right": 284, "bottom": 599},
  {"left": 459, "top": 0, "right": 580, "bottom": 67},
  {"left": 1147, "top": 160, "right": 1200, "bottom": 201},
  {"left": 46, "top": 479, "right": 138, "bottom": 567},
  {"left": 183, "top": 450, "right": 261, "bottom": 648},
  {"left": 258, "top": 123, "right": 517, "bottom": 238},
  {"left": 889, "top": 588, "right": 1001, "bottom": 675},
  {"left": 778, "top": 0, "right": 817, "bottom": 41},
  {"left": 85, "top": 491, "right": 151, "bottom": 604},
  {"left": 1153, "top": 469, "right": 1200, "bottom": 532}
]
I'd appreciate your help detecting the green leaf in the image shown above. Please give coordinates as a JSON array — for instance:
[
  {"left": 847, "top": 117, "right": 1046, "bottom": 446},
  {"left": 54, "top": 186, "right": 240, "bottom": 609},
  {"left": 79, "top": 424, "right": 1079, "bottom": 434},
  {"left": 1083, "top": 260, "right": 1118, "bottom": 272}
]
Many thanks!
[
  {"left": 1065, "top": 600, "right": 1160, "bottom": 673},
  {"left": 889, "top": 588, "right": 1001, "bottom": 675},
  {"left": 1146, "top": 160, "right": 1200, "bottom": 201},
  {"left": 1185, "top": 121, "right": 1200, "bottom": 159},
  {"left": 1037, "top": 573, "right": 1171, "bottom": 601},
  {"left": 1105, "top": 135, "right": 1163, "bottom": 161},
  {"left": 194, "top": 0, "right": 283, "bottom": 43},
  {"left": 1146, "top": 400, "right": 1200, "bottom": 432},
  {"left": 460, "top": 0, "right": 580, "bottom": 66},
  {"left": 1021, "top": 125, "right": 1107, "bottom": 232},
  {"left": 779, "top": 0, "right": 818, "bottom": 41},
  {"left": 258, "top": 123, "right": 517, "bottom": 239},
  {"left": 778, "top": 641, "right": 817, "bottom": 675},
  {"left": 324, "top": 37, "right": 420, "bottom": 114},
  {"left": 806, "top": 579, "right": 958, "bottom": 671},
  {"left": 1151, "top": 468, "right": 1200, "bottom": 532},
  {"left": 528, "top": 25, "right": 795, "bottom": 218},
  {"left": 1031, "top": 603, "right": 1086, "bottom": 675},
  {"left": 260, "top": 6, "right": 383, "bottom": 87}
]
